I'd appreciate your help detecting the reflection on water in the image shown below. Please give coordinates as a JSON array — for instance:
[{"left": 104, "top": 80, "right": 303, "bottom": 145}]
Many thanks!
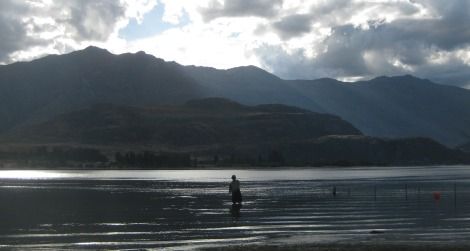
[
  {"left": 230, "top": 204, "right": 242, "bottom": 221},
  {"left": 0, "top": 166, "right": 469, "bottom": 249}
]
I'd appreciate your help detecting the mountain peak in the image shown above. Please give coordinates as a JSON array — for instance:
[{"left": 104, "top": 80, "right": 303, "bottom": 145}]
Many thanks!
[
  {"left": 81, "top": 46, "right": 111, "bottom": 54},
  {"left": 66, "top": 46, "right": 112, "bottom": 60},
  {"left": 227, "top": 65, "right": 280, "bottom": 80},
  {"left": 228, "top": 65, "right": 269, "bottom": 74},
  {"left": 371, "top": 74, "right": 425, "bottom": 82},
  {"left": 229, "top": 65, "right": 261, "bottom": 71}
]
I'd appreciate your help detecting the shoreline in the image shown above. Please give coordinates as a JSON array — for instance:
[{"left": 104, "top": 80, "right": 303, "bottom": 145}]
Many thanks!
[{"left": 0, "top": 164, "right": 466, "bottom": 171}]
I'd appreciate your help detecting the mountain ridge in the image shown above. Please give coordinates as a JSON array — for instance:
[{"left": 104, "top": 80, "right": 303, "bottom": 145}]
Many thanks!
[
  {"left": 0, "top": 46, "right": 207, "bottom": 132},
  {"left": 1, "top": 47, "right": 470, "bottom": 146}
]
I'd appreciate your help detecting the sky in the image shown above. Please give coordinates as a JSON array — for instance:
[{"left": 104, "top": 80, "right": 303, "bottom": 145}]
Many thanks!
[{"left": 1, "top": 0, "right": 470, "bottom": 87}]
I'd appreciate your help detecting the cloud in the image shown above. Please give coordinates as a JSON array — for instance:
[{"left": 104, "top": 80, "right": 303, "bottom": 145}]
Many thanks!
[
  {"left": 52, "top": 0, "right": 126, "bottom": 41},
  {"left": 253, "top": 0, "right": 470, "bottom": 87},
  {"left": 0, "top": 0, "right": 157, "bottom": 63},
  {"left": 0, "top": 0, "right": 44, "bottom": 61},
  {"left": 125, "top": 16, "right": 262, "bottom": 69},
  {"left": 200, "top": 0, "right": 283, "bottom": 21},
  {"left": 257, "top": 18, "right": 470, "bottom": 86},
  {"left": 272, "top": 14, "right": 312, "bottom": 40}
]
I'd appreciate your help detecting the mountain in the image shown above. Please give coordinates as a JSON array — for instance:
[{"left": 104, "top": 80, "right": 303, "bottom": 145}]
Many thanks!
[
  {"left": 287, "top": 76, "right": 470, "bottom": 147},
  {"left": 1, "top": 47, "right": 470, "bottom": 147},
  {"left": 184, "top": 65, "right": 324, "bottom": 112},
  {"left": 3, "top": 98, "right": 468, "bottom": 166},
  {"left": 2, "top": 98, "right": 360, "bottom": 147},
  {"left": 0, "top": 46, "right": 206, "bottom": 133},
  {"left": 185, "top": 66, "right": 470, "bottom": 147}
]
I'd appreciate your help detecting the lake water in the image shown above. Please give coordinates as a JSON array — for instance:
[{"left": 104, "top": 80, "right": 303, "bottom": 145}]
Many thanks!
[{"left": 1, "top": 166, "right": 470, "bottom": 250}]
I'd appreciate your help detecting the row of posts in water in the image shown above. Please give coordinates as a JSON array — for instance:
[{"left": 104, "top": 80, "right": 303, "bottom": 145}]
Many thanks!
[{"left": 331, "top": 183, "right": 458, "bottom": 206}]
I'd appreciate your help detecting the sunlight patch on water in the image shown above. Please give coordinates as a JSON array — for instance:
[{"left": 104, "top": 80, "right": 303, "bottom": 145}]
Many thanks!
[
  {"left": 1, "top": 166, "right": 470, "bottom": 181},
  {"left": 0, "top": 236, "right": 265, "bottom": 250},
  {"left": 0, "top": 170, "right": 71, "bottom": 179}
]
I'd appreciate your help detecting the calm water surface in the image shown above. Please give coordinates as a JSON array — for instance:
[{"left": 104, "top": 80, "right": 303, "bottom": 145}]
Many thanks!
[{"left": 0, "top": 166, "right": 470, "bottom": 250}]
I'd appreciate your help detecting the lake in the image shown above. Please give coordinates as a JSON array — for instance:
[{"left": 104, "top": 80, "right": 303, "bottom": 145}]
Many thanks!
[{"left": 0, "top": 166, "right": 470, "bottom": 250}]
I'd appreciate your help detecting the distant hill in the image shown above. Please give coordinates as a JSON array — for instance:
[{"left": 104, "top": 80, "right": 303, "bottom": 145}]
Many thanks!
[
  {"left": 283, "top": 136, "right": 470, "bottom": 166},
  {"left": 3, "top": 98, "right": 360, "bottom": 147},
  {"left": 3, "top": 98, "right": 468, "bottom": 166},
  {"left": 459, "top": 142, "right": 470, "bottom": 152},
  {"left": 1, "top": 47, "right": 470, "bottom": 147}
]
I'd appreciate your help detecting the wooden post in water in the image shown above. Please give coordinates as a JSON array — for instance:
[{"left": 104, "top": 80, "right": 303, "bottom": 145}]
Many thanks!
[
  {"left": 374, "top": 185, "right": 377, "bottom": 201},
  {"left": 417, "top": 186, "right": 421, "bottom": 201},
  {"left": 405, "top": 184, "right": 408, "bottom": 201},
  {"left": 454, "top": 183, "right": 457, "bottom": 209},
  {"left": 417, "top": 186, "right": 421, "bottom": 208}
]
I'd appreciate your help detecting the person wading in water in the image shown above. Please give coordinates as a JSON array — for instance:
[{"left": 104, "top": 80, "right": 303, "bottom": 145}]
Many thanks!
[{"left": 229, "top": 175, "right": 242, "bottom": 204}]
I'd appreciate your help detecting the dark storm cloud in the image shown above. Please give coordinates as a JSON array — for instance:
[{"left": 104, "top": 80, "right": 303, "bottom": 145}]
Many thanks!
[
  {"left": 0, "top": 0, "right": 128, "bottom": 63},
  {"left": 200, "top": 0, "right": 283, "bottom": 21},
  {"left": 0, "top": 0, "right": 43, "bottom": 61},
  {"left": 411, "top": 53, "right": 470, "bottom": 87},
  {"left": 268, "top": 0, "right": 422, "bottom": 41},
  {"left": 52, "top": 0, "right": 126, "bottom": 41},
  {"left": 272, "top": 14, "right": 312, "bottom": 40}
]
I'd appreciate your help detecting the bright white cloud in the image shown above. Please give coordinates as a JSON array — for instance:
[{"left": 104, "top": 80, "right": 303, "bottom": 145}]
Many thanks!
[{"left": 125, "top": 17, "right": 263, "bottom": 69}]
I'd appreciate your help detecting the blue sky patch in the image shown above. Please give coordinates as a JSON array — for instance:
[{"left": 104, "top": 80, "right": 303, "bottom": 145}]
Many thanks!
[{"left": 119, "top": 4, "right": 190, "bottom": 41}]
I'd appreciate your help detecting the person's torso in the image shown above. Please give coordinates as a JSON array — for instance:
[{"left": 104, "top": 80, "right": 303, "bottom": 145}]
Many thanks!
[{"left": 231, "top": 180, "right": 240, "bottom": 191}]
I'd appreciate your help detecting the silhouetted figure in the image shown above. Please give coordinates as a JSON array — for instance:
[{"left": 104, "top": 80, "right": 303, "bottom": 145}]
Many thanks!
[{"left": 229, "top": 175, "right": 242, "bottom": 204}]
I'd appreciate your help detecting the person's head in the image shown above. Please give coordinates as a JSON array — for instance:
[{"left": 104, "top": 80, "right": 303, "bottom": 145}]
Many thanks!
[{"left": 231, "top": 175, "right": 236, "bottom": 181}]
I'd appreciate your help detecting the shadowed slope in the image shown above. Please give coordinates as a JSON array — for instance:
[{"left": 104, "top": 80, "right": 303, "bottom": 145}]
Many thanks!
[
  {"left": 3, "top": 98, "right": 360, "bottom": 147},
  {"left": 288, "top": 76, "right": 470, "bottom": 146},
  {"left": 0, "top": 46, "right": 206, "bottom": 132}
]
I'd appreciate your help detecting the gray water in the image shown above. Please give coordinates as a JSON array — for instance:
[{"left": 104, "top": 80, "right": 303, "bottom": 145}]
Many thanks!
[{"left": 0, "top": 166, "right": 470, "bottom": 250}]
